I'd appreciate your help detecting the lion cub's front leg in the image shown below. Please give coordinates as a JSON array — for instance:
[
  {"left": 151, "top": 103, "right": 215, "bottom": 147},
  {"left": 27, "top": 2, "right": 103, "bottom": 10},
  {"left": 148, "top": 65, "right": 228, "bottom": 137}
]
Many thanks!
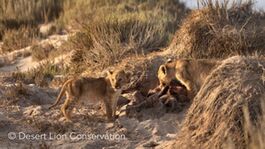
[
  {"left": 111, "top": 89, "right": 122, "bottom": 118},
  {"left": 176, "top": 72, "right": 196, "bottom": 99},
  {"left": 103, "top": 89, "right": 122, "bottom": 121},
  {"left": 103, "top": 97, "right": 113, "bottom": 121}
]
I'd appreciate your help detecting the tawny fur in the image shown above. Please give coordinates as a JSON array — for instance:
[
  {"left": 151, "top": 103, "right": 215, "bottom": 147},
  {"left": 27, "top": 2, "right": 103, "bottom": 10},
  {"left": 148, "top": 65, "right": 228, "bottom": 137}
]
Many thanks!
[
  {"left": 49, "top": 71, "right": 127, "bottom": 121},
  {"left": 157, "top": 59, "right": 220, "bottom": 99}
]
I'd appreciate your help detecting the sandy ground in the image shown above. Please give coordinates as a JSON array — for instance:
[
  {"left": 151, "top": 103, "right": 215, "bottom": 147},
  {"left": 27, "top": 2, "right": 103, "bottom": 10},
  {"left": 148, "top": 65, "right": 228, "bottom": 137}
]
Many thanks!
[
  {"left": 0, "top": 82, "right": 186, "bottom": 148},
  {"left": 0, "top": 34, "right": 186, "bottom": 148}
]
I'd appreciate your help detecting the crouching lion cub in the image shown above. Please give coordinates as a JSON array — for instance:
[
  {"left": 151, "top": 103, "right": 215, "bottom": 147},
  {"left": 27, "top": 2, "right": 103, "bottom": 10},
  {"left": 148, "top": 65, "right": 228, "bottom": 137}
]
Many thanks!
[
  {"left": 157, "top": 59, "right": 220, "bottom": 99},
  {"left": 49, "top": 70, "right": 128, "bottom": 121}
]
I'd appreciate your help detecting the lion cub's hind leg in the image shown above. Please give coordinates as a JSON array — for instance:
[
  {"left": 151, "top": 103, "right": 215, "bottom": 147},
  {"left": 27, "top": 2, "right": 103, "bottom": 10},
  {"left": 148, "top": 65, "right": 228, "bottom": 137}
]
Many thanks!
[{"left": 61, "top": 93, "right": 78, "bottom": 122}]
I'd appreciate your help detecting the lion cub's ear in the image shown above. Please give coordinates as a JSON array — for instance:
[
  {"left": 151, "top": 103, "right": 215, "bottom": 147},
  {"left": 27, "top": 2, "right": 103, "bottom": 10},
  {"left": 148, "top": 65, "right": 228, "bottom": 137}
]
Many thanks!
[
  {"left": 166, "top": 58, "right": 172, "bottom": 63},
  {"left": 106, "top": 70, "right": 114, "bottom": 77},
  {"left": 108, "top": 70, "right": 113, "bottom": 74},
  {"left": 159, "top": 65, "right": 167, "bottom": 75}
]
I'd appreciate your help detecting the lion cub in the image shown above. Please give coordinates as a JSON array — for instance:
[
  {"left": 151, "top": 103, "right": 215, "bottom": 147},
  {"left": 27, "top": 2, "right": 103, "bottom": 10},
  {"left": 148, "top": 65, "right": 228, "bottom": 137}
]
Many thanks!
[
  {"left": 157, "top": 59, "right": 220, "bottom": 99},
  {"left": 49, "top": 70, "right": 128, "bottom": 121}
]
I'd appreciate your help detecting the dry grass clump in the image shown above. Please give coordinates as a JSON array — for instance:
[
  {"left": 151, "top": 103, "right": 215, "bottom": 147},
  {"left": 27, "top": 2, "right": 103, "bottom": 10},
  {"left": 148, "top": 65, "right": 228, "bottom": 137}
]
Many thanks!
[
  {"left": 59, "top": 0, "right": 188, "bottom": 32},
  {"left": 28, "top": 118, "right": 68, "bottom": 134},
  {"left": 31, "top": 43, "right": 55, "bottom": 61},
  {"left": 172, "top": 56, "right": 265, "bottom": 149},
  {"left": 0, "top": 0, "right": 63, "bottom": 27},
  {"left": 13, "top": 62, "right": 70, "bottom": 87},
  {"left": 1, "top": 26, "right": 39, "bottom": 53},
  {"left": 0, "top": 0, "right": 64, "bottom": 44},
  {"left": 168, "top": 0, "right": 265, "bottom": 59},
  {"left": 63, "top": 0, "right": 189, "bottom": 72},
  {"left": 1, "top": 82, "right": 29, "bottom": 106},
  {"left": 70, "top": 17, "right": 168, "bottom": 71}
]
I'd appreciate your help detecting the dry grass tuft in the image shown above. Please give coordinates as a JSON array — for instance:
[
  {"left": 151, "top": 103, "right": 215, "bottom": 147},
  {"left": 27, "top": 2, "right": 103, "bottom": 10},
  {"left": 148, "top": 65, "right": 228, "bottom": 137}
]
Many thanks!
[
  {"left": 172, "top": 56, "right": 265, "bottom": 149},
  {"left": 0, "top": 0, "right": 63, "bottom": 42},
  {"left": 1, "top": 82, "right": 29, "bottom": 106},
  {"left": 0, "top": 0, "right": 63, "bottom": 26},
  {"left": 1, "top": 26, "right": 39, "bottom": 53},
  {"left": 29, "top": 118, "right": 68, "bottom": 134},
  {"left": 70, "top": 17, "right": 169, "bottom": 71},
  {"left": 168, "top": 0, "right": 265, "bottom": 59},
  {"left": 60, "top": 0, "right": 188, "bottom": 72},
  {"left": 31, "top": 43, "right": 55, "bottom": 61},
  {"left": 13, "top": 62, "right": 70, "bottom": 87},
  {"left": 59, "top": 0, "right": 188, "bottom": 31}
]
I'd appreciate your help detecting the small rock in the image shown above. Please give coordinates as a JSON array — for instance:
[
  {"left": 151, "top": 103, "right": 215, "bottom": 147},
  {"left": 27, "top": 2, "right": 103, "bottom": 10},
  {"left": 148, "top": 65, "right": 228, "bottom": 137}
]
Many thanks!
[
  {"left": 23, "top": 106, "right": 42, "bottom": 117},
  {"left": 28, "top": 84, "right": 35, "bottom": 87},
  {"left": 117, "top": 117, "right": 138, "bottom": 132},
  {"left": 118, "top": 105, "right": 128, "bottom": 117},
  {"left": 106, "top": 123, "right": 114, "bottom": 129},
  {"left": 166, "top": 133, "right": 177, "bottom": 138},
  {"left": 118, "top": 128, "right": 128, "bottom": 134},
  {"left": 143, "top": 141, "right": 159, "bottom": 147},
  {"left": 59, "top": 117, "right": 66, "bottom": 122},
  {"left": 0, "top": 112, "right": 7, "bottom": 121}
]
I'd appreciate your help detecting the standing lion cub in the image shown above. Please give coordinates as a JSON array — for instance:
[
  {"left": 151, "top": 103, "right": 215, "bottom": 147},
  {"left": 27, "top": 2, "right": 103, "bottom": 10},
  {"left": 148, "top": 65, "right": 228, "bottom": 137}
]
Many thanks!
[
  {"left": 157, "top": 59, "right": 220, "bottom": 99},
  {"left": 49, "top": 70, "right": 129, "bottom": 121}
]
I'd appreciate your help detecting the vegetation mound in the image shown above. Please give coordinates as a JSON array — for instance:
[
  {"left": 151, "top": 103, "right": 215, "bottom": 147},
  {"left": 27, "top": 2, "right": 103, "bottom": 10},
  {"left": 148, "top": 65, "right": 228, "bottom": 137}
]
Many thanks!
[
  {"left": 173, "top": 56, "right": 265, "bottom": 149},
  {"left": 168, "top": 0, "right": 265, "bottom": 58}
]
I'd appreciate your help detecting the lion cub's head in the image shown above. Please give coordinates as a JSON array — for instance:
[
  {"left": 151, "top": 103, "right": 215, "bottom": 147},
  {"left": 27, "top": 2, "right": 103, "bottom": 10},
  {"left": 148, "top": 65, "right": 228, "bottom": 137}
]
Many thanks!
[
  {"left": 107, "top": 70, "right": 131, "bottom": 89},
  {"left": 158, "top": 59, "right": 190, "bottom": 87},
  {"left": 157, "top": 60, "right": 177, "bottom": 87}
]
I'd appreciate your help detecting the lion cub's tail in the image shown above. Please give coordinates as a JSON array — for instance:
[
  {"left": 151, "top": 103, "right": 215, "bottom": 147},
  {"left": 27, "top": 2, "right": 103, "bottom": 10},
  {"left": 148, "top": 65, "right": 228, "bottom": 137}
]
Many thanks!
[{"left": 49, "top": 79, "right": 72, "bottom": 109}]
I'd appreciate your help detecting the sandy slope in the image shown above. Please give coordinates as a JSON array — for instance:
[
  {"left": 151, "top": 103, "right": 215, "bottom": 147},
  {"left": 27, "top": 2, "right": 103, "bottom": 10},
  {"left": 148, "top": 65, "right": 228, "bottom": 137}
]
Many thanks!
[
  {"left": 0, "top": 54, "right": 70, "bottom": 73},
  {"left": 0, "top": 34, "right": 69, "bottom": 73}
]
